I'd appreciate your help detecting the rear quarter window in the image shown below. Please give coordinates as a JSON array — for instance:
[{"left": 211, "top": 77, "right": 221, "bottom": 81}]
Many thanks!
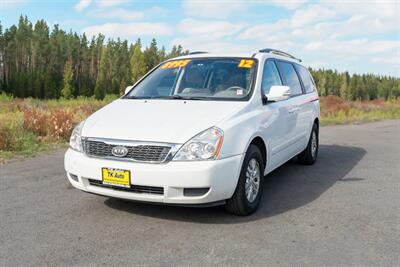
[{"left": 295, "top": 65, "right": 316, "bottom": 94}]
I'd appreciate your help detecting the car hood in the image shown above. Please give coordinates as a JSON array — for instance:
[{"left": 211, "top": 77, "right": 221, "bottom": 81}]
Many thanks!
[{"left": 82, "top": 99, "right": 247, "bottom": 144}]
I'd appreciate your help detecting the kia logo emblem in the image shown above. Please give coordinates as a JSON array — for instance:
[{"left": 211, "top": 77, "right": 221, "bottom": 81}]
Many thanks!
[{"left": 111, "top": 146, "right": 128, "bottom": 157}]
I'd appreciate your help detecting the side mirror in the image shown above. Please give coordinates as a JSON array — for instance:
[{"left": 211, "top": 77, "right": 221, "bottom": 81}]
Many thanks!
[
  {"left": 124, "top": 85, "right": 134, "bottom": 95},
  {"left": 265, "top": 86, "right": 291, "bottom": 102}
]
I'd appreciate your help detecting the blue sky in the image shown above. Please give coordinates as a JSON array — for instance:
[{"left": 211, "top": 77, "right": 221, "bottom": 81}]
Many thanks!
[{"left": 1, "top": 0, "right": 399, "bottom": 76}]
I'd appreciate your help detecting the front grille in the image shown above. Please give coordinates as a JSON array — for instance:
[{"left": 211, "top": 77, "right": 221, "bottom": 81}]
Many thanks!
[
  {"left": 83, "top": 139, "right": 171, "bottom": 162},
  {"left": 88, "top": 179, "right": 164, "bottom": 195}
]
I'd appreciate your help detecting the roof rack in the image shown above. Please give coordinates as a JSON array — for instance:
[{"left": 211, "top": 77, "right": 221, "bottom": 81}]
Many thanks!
[
  {"left": 188, "top": 51, "right": 208, "bottom": 55},
  {"left": 258, "top": 48, "right": 302, "bottom": 62}
]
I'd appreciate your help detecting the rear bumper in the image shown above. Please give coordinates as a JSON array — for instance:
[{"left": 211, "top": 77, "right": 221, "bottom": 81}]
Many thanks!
[{"left": 64, "top": 149, "right": 243, "bottom": 204}]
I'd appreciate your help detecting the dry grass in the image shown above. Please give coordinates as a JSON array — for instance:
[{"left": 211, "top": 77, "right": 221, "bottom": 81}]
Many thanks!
[
  {"left": 320, "top": 96, "right": 400, "bottom": 125},
  {"left": 0, "top": 94, "right": 114, "bottom": 160}
]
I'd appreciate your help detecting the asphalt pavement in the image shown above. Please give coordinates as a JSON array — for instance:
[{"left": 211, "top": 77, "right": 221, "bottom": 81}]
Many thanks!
[{"left": 1, "top": 120, "right": 399, "bottom": 266}]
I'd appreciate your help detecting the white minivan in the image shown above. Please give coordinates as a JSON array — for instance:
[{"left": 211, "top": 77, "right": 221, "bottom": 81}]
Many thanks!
[{"left": 65, "top": 48, "right": 320, "bottom": 215}]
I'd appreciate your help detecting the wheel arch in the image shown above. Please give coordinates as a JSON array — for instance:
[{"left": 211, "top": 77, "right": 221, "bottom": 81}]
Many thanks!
[
  {"left": 314, "top": 117, "right": 319, "bottom": 128},
  {"left": 248, "top": 136, "right": 267, "bottom": 169}
]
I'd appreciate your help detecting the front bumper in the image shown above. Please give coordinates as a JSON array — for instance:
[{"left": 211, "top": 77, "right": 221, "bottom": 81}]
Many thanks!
[{"left": 64, "top": 149, "right": 243, "bottom": 204}]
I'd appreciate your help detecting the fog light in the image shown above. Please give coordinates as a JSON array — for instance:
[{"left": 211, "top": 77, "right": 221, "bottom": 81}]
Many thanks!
[
  {"left": 69, "top": 173, "right": 78, "bottom": 182},
  {"left": 183, "top": 188, "right": 210, "bottom": 197}
]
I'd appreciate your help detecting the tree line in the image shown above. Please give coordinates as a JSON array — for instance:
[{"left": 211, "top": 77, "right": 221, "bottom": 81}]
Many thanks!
[
  {"left": 310, "top": 69, "right": 400, "bottom": 101},
  {"left": 0, "top": 16, "right": 399, "bottom": 100},
  {"left": 0, "top": 16, "right": 188, "bottom": 99}
]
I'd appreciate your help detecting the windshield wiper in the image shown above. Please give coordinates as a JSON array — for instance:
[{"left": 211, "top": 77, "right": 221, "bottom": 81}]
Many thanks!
[
  {"left": 166, "top": 95, "right": 210, "bottom": 100},
  {"left": 125, "top": 95, "right": 209, "bottom": 100},
  {"left": 124, "top": 95, "right": 142, "bottom": 99}
]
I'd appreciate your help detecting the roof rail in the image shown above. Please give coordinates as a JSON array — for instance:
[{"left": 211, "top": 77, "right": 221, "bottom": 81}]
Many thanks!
[
  {"left": 258, "top": 48, "right": 302, "bottom": 62},
  {"left": 188, "top": 51, "right": 208, "bottom": 55}
]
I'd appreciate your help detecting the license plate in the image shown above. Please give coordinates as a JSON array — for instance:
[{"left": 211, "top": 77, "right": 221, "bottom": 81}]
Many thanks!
[{"left": 102, "top": 168, "right": 130, "bottom": 188}]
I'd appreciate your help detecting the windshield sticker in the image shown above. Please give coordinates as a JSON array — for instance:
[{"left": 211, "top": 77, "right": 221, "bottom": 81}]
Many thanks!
[
  {"left": 161, "top": 60, "right": 191, "bottom": 69},
  {"left": 238, "top": 59, "right": 255, "bottom": 68},
  {"left": 236, "top": 89, "right": 244, "bottom": 95}
]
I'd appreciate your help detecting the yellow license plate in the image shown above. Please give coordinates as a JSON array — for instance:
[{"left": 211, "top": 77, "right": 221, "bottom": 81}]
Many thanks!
[{"left": 102, "top": 168, "right": 130, "bottom": 188}]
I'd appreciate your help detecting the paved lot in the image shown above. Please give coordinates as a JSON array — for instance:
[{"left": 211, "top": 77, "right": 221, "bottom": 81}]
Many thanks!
[{"left": 1, "top": 120, "right": 399, "bottom": 266}]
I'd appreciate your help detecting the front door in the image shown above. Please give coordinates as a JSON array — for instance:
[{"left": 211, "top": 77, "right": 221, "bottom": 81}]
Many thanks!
[{"left": 259, "top": 60, "right": 297, "bottom": 172}]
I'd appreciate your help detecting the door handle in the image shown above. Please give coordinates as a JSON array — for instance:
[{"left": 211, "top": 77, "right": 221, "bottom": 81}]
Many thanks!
[{"left": 288, "top": 107, "right": 300, "bottom": 114}]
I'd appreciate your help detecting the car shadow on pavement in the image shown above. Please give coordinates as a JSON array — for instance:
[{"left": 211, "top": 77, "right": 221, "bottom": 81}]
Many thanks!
[{"left": 104, "top": 144, "right": 366, "bottom": 224}]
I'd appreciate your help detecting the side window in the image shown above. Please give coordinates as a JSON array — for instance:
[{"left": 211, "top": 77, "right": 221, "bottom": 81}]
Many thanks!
[
  {"left": 261, "top": 60, "right": 282, "bottom": 94},
  {"left": 276, "top": 61, "right": 303, "bottom": 96},
  {"left": 295, "top": 65, "right": 315, "bottom": 93}
]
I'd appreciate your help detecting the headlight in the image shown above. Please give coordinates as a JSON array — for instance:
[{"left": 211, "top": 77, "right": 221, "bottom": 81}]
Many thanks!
[
  {"left": 173, "top": 127, "right": 224, "bottom": 161},
  {"left": 69, "top": 121, "right": 84, "bottom": 152}
]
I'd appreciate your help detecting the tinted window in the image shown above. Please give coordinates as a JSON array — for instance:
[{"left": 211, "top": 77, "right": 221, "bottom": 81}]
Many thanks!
[
  {"left": 276, "top": 61, "right": 303, "bottom": 96},
  {"left": 295, "top": 65, "right": 315, "bottom": 93},
  {"left": 261, "top": 60, "right": 282, "bottom": 94}
]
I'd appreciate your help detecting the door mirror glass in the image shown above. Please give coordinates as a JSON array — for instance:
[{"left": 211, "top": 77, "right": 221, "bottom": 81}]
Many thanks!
[
  {"left": 266, "top": 85, "right": 291, "bottom": 102},
  {"left": 124, "top": 85, "right": 134, "bottom": 95}
]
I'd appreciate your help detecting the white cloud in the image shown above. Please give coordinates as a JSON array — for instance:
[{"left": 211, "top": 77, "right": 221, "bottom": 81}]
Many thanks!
[
  {"left": 1, "top": 0, "right": 29, "bottom": 9},
  {"left": 238, "top": 21, "right": 287, "bottom": 40},
  {"left": 322, "top": 0, "right": 397, "bottom": 19},
  {"left": 76, "top": 0, "right": 399, "bottom": 75},
  {"left": 182, "top": 0, "right": 246, "bottom": 18},
  {"left": 172, "top": 18, "right": 250, "bottom": 53},
  {"left": 371, "top": 56, "right": 400, "bottom": 66},
  {"left": 75, "top": 0, "right": 129, "bottom": 12},
  {"left": 178, "top": 18, "right": 245, "bottom": 38},
  {"left": 96, "top": 0, "right": 129, "bottom": 8},
  {"left": 239, "top": 2, "right": 400, "bottom": 50},
  {"left": 304, "top": 39, "right": 400, "bottom": 55},
  {"left": 82, "top": 22, "right": 172, "bottom": 39},
  {"left": 290, "top": 4, "right": 336, "bottom": 27},
  {"left": 171, "top": 36, "right": 257, "bottom": 54},
  {"left": 60, "top": 19, "right": 87, "bottom": 27},
  {"left": 88, "top": 8, "right": 143, "bottom": 20},
  {"left": 145, "top": 7, "right": 169, "bottom": 17},
  {"left": 267, "top": 0, "right": 307, "bottom": 10},
  {"left": 75, "top": 0, "right": 92, "bottom": 12},
  {"left": 182, "top": 0, "right": 307, "bottom": 17},
  {"left": 87, "top": 7, "right": 169, "bottom": 21}
]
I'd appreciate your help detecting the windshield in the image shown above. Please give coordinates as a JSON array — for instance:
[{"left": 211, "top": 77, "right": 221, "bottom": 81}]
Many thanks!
[{"left": 125, "top": 57, "right": 257, "bottom": 101}]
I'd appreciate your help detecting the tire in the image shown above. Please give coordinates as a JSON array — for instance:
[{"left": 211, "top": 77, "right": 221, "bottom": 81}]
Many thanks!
[
  {"left": 225, "top": 144, "right": 264, "bottom": 216},
  {"left": 297, "top": 123, "right": 319, "bottom": 165}
]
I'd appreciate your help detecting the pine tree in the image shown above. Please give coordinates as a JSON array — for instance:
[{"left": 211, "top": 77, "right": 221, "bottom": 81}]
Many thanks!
[
  {"left": 339, "top": 72, "right": 350, "bottom": 100},
  {"left": 61, "top": 59, "right": 74, "bottom": 99},
  {"left": 143, "top": 38, "right": 159, "bottom": 71},
  {"left": 130, "top": 41, "right": 146, "bottom": 84},
  {"left": 349, "top": 75, "right": 358, "bottom": 100},
  {"left": 43, "top": 70, "right": 56, "bottom": 98},
  {"left": 94, "top": 47, "right": 110, "bottom": 99}
]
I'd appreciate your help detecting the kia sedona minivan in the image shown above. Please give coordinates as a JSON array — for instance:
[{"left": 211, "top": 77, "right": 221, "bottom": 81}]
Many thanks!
[{"left": 65, "top": 48, "right": 320, "bottom": 215}]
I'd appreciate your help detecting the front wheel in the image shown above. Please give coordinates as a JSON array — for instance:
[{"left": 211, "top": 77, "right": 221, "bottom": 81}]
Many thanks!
[
  {"left": 225, "top": 145, "right": 264, "bottom": 216},
  {"left": 297, "top": 123, "right": 319, "bottom": 165}
]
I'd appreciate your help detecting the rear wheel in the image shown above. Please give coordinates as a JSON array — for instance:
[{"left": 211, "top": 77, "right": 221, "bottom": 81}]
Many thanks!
[
  {"left": 225, "top": 145, "right": 264, "bottom": 216},
  {"left": 298, "top": 123, "right": 319, "bottom": 165}
]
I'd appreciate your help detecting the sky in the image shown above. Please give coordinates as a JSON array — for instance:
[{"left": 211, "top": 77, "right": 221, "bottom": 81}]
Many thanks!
[{"left": 1, "top": 0, "right": 399, "bottom": 77}]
